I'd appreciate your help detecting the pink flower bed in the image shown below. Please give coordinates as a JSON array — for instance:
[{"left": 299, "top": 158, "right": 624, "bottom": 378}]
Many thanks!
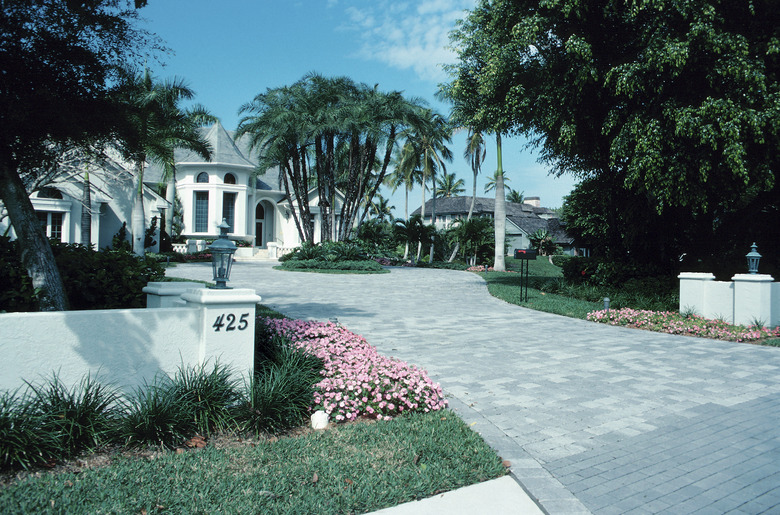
[
  {"left": 588, "top": 308, "right": 780, "bottom": 342},
  {"left": 260, "top": 318, "right": 448, "bottom": 422}
]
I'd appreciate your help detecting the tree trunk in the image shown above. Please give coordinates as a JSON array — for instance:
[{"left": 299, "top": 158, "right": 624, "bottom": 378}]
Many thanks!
[
  {"left": 468, "top": 170, "right": 477, "bottom": 220},
  {"left": 0, "top": 157, "right": 69, "bottom": 310},
  {"left": 493, "top": 133, "right": 506, "bottom": 272},
  {"left": 80, "top": 169, "right": 91, "bottom": 247},
  {"left": 132, "top": 159, "right": 145, "bottom": 256}
]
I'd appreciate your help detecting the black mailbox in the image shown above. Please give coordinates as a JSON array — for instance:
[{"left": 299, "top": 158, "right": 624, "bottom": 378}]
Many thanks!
[{"left": 514, "top": 249, "right": 537, "bottom": 260}]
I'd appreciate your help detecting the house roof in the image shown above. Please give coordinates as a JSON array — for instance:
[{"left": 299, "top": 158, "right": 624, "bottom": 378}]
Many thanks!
[
  {"left": 143, "top": 122, "right": 284, "bottom": 192},
  {"left": 178, "top": 121, "right": 255, "bottom": 168},
  {"left": 411, "top": 196, "right": 537, "bottom": 217},
  {"left": 412, "top": 195, "right": 574, "bottom": 245}
]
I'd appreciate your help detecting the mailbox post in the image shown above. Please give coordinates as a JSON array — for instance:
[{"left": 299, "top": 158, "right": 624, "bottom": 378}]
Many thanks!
[{"left": 513, "top": 249, "right": 538, "bottom": 302}]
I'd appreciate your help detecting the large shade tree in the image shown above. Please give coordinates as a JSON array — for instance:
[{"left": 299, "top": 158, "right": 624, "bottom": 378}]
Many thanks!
[
  {"left": 444, "top": 0, "right": 780, "bottom": 268},
  {"left": 0, "top": 0, "right": 156, "bottom": 310}
]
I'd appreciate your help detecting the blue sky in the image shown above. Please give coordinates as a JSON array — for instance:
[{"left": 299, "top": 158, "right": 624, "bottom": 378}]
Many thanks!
[{"left": 139, "top": 0, "right": 577, "bottom": 211}]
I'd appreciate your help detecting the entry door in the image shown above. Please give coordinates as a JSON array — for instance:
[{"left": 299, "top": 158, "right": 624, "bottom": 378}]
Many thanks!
[
  {"left": 255, "top": 221, "right": 264, "bottom": 247},
  {"left": 255, "top": 203, "right": 265, "bottom": 247}
]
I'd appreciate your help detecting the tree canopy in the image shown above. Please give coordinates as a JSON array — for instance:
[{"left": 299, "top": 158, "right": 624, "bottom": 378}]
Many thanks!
[
  {"left": 237, "top": 74, "right": 426, "bottom": 243},
  {"left": 0, "top": 0, "right": 158, "bottom": 310},
  {"left": 443, "top": 0, "right": 780, "bottom": 269}
]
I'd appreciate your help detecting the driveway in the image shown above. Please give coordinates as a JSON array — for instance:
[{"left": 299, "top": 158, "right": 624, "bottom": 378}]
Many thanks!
[{"left": 167, "top": 263, "right": 780, "bottom": 514}]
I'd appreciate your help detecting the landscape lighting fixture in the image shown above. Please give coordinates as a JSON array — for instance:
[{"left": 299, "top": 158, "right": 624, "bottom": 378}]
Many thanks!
[{"left": 208, "top": 219, "right": 237, "bottom": 289}]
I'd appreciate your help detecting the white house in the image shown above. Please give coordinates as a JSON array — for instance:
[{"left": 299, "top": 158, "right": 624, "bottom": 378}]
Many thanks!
[
  {"left": 1, "top": 122, "right": 337, "bottom": 258},
  {"left": 412, "top": 195, "right": 578, "bottom": 256},
  {"left": 1, "top": 149, "right": 167, "bottom": 252}
]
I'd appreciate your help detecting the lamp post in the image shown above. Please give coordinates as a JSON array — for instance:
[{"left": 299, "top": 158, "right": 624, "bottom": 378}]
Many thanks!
[
  {"left": 207, "top": 219, "right": 237, "bottom": 289},
  {"left": 746, "top": 243, "right": 761, "bottom": 275}
]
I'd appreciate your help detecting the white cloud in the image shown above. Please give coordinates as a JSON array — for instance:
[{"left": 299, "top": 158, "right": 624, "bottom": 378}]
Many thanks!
[{"left": 341, "top": 0, "right": 476, "bottom": 82}]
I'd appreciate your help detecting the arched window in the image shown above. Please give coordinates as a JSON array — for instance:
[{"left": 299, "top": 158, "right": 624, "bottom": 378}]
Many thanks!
[
  {"left": 196, "top": 172, "right": 209, "bottom": 183},
  {"left": 37, "top": 187, "right": 63, "bottom": 199},
  {"left": 224, "top": 173, "right": 236, "bottom": 185},
  {"left": 255, "top": 203, "right": 265, "bottom": 219}
]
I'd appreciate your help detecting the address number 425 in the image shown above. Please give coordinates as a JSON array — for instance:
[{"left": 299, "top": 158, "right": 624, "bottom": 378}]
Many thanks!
[{"left": 213, "top": 313, "right": 250, "bottom": 332}]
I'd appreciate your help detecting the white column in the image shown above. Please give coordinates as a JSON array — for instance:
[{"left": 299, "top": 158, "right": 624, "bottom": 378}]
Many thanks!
[
  {"left": 180, "top": 288, "right": 261, "bottom": 376},
  {"left": 143, "top": 282, "right": 204, "bottom": 308},
  {"left": 678, "top": 272, "right": 715, "bottom": 316},
  {"left": 732, "top": 274, "right": 774, "bottom": 326}
]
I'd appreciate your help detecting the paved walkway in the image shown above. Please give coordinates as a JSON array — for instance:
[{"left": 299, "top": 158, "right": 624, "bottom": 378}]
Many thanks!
[{"left": 168, "top": 263, "right": 780, "bottom": 514}]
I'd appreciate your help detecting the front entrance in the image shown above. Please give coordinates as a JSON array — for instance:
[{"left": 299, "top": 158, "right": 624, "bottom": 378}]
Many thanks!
[{"left": 255, "top": 203, "right": 265, "bottom": 247}]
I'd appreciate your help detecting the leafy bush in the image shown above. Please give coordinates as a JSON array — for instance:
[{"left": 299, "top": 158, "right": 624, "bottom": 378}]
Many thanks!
[
  {"left": 168, "top": 362, "right": 243, "bottom": 436},
  {"left": 242, "top": 327, "right": 324, "bottom": 434},
  {"left": 278, "top": 259, "right": 385, "bottom": 272},
  {"left": 26, "top": 374, "right": 122, "bottom": 456},
  {"left": 0, "top": 236, "right": 37, "bottom": 312},
  {"left": 0, "top": 390, "right": 61, "bottom": 470},
  {"left": 559, "top": 256, "right": 596, "bottom": 283},
  {"left": 120, "top": 378, "right": 196, "bottom": 449},
  {"left": 0, "top": 238, "right": 165, "bottom": 312}
]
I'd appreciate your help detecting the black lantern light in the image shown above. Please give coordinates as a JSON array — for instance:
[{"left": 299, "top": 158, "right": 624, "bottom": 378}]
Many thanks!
[
  {"left": 746, "top": 243, "right": 761, "bottom": 275},
  {"left": 208, "top": 219, "right": 237, "bottom": 289}
]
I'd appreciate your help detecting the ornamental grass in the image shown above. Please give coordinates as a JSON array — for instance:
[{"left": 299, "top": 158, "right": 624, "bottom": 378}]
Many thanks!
[
  {"left": 588, "top": 308, "right": 780, "bottom": 343},
  {"left": 261, "top": 318, "right": 447, "bottom": 423}
]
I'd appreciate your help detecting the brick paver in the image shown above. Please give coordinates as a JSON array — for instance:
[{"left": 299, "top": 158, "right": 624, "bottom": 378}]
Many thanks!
[{"left": 168, "top": 263, "right": 780, "bottom": 514}]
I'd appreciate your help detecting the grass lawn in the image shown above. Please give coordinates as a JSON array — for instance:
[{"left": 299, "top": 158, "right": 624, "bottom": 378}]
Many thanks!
[
  {"left": 484, "top": 257, "right": 602, "bottom": 320},
  {"left": 481, "top": 257, "right": 780, "bottom": 345},
  {"left": 0, "top": 411, "right": 506, "bottom": 514}
]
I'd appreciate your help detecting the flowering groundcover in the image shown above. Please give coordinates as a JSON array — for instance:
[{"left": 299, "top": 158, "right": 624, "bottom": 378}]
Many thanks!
[
  {"left": 588, "top": 308, "right": 780, "bottom": 343},
  {"left": 260, "top": 318, "right": 447, "bottom": 422}
]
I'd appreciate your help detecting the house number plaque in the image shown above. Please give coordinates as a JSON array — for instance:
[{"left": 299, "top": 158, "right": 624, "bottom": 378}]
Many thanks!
[{"left": 212, "top": 313, "right": 250, "bottom": 332}]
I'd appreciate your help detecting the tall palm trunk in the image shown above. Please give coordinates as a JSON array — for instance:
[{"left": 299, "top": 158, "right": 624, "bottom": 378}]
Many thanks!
[
  {"left": 493, "top": 133, "right": 506, "bottom": 272},
  {"left": 131, "top": 158, "right": 146, "bottom": 255}
]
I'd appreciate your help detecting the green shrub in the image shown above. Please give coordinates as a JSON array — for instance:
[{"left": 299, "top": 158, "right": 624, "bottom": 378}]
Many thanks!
[
  {"left": 278, "top": 259, "right": 384, "bottom": 272},
  {"left": 120, "top": 378, "right": 196, "bottom": 449},
  {"left": 168, "top": 362, "right": 243, "bottom": 436},
  {"left": 0, "top": 238, "right": 165, "bottom": 312},
  {"left": 242, "top": 331, "right": 324, "bottom": 434},
  {"left": 0, "top": 390, "right": 61, "bottom": 470},
  {"left": 559, "top": 256, "right": 596, "bottom": 283},
  {"left": 26, "top": 374, "right": 122, "bottom": 456},
  {"left": 0, "top": 236, "right": 37, "bottom": 312}
]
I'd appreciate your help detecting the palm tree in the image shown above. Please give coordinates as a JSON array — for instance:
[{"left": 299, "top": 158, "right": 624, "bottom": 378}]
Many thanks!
[
  {"left": 118, "top": 68, "right": 213, "bottom": 255},
  {"left": 393, "top": 215, "right": 425, "bottom": 264},
  {"left": 385, "top": 143, "right": 423, "bottom": 222},
  {"left": 368, "top": 193, "right": 394, "bottom": 222},
  {"left": 399, "top": 107, "right": 453, "bottom": 261},
  {"left": 435, "top": 172, "right": 465, "bottom": 198},
  {"left": 506, "top": 189, "right": 524, "bottom": 204},
  {"left": 493, "top": 134, "right": 507, "bottom": 271},
  {"left": 162, "top": 106, "right": 217, "bottom": 251},
  {"left": 450, "top": 216, "right": 493, "bottom": 266},
  {"left": 464, "top": 129, "right": 486, "bottom": 220},
  {"left": 484, "top": 169, "right": 511, "bottom": 194}
]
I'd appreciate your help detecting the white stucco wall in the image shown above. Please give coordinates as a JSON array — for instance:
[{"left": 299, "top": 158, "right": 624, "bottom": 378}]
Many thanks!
[
  {"left": 679, "top": 272, "right": 780, "bottom": 326},
  {"left": 0, "top": 288, "right": 260, "bottom": 393}
]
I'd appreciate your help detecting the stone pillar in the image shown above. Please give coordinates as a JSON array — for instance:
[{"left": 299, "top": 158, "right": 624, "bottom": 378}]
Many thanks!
[
  {"left": 732, "top": 274, "right": 774, "bottom": 327},
  {"left": 180, "top": 288, "right": 261, "bottom": 375},
  {"left": 143, "top": 282, "right": 204, "bottom": 308},
  {"left": 678, "top": 272, "right": 715, "bottom": 316}
]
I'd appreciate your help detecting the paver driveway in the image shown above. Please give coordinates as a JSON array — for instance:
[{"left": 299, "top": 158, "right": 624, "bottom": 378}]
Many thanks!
[{"left": 168, "top": 263, "right": 780, "bottom": 514}]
